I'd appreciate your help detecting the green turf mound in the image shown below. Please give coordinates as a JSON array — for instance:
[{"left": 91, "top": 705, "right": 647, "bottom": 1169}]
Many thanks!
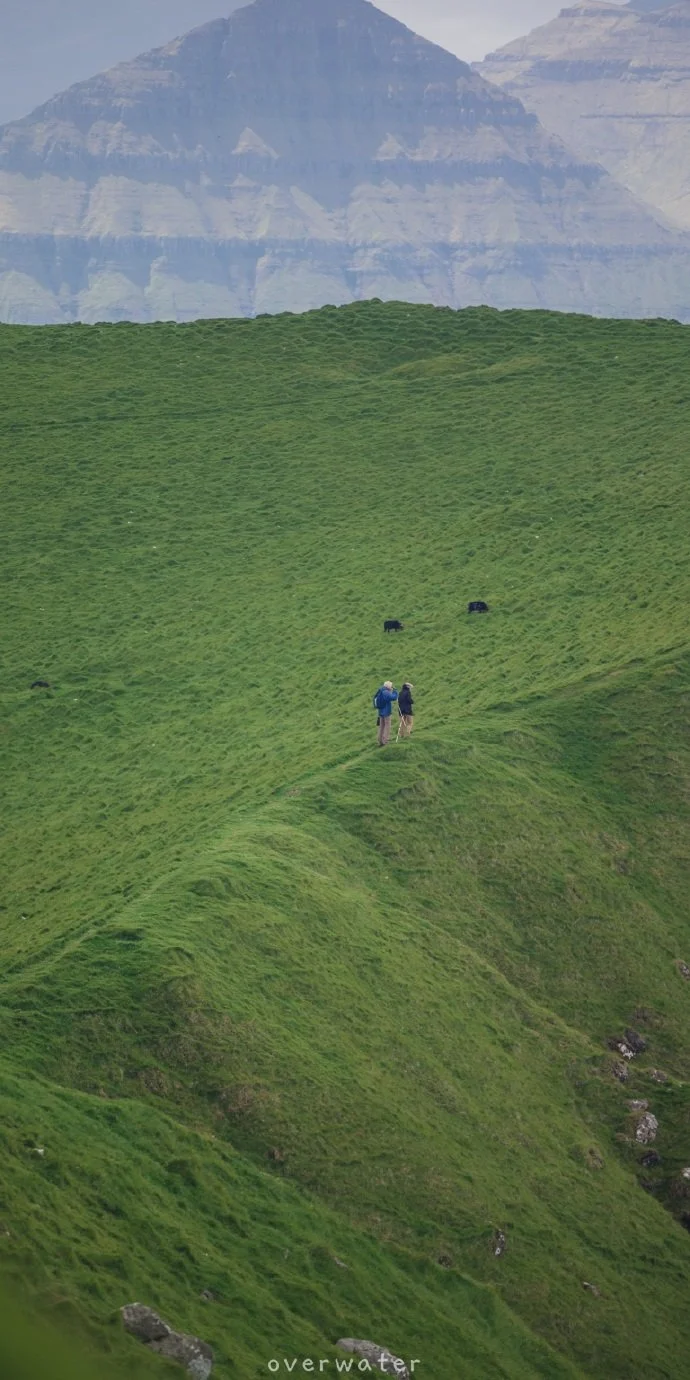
[{"left": 1, "top": 303, "right": 689, "bottom": 1378}]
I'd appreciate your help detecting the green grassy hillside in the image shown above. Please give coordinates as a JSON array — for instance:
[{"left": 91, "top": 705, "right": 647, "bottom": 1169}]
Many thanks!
[{"left": 1, "top": 303, "right": 689, "bottom": 1380}]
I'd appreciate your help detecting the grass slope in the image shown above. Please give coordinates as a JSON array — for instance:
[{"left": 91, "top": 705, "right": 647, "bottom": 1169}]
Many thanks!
[{"left": 1, "top": 303, "right": 689, "bottom": 1379}]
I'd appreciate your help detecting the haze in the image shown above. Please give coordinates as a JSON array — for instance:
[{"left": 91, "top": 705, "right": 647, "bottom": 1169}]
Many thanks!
[{"left": 0, "top": 0, "right": 598, "bottom": 126}]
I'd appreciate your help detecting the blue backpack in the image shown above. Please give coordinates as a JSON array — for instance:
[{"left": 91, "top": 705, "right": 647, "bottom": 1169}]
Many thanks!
[{"left": 372, "top": 687, "right": 384, "bottom": 712}]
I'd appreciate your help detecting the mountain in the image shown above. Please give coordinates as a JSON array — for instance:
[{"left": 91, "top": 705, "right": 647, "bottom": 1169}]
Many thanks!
[
  {"left": 0, "top": 1, "right": 247, "bottom": 127},
  {"left": 627, "top": 0, "right": 681, "bottom": 11},
  {"left": 0, "top": 0, "right": 689, "bottom": 324},
  {"left": 478, "top": 1, "right": 690, "bottom": 233}
]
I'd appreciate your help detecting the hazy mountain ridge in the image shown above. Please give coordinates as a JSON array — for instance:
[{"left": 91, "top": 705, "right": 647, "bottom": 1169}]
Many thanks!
[
  {"left": 478, "top": 0, "right": 690, "bottom": 233},
  {"left": 1, "top": 0, "right": 689, "bottom": 323}
]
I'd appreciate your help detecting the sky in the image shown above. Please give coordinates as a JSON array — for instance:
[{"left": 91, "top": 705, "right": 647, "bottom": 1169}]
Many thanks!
[{"left": 0, "top": 0, "right": 622, "bottom": 127}]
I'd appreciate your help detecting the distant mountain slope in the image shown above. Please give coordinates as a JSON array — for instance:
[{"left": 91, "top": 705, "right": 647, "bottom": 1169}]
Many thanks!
[
  {"left": 0, "top": 0, "right": 246, "bottom": 126},
  {"left": 478, "top": 0, "right": 690, "bottom": 232},
  {"left": 0, "top": 0, "right": 689, "bottom": 323}
]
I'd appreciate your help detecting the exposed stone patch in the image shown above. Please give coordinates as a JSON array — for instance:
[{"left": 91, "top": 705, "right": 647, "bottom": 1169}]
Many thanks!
[
  {"left": 608, "top": 1039, "right": 636, "bottom": 1061},
  {"left": 121, "top": 1305, "right": 213, "bottom": 1378},
  {"left": 151, "top": 1332, "right": 214, "bottom": 1378},
  {"left": 634, "top": 1113, "right": 659, "bottom": 1145},
  {"left": 493, "top": 1229, "right": 507, "bottom": 1257},
  {"left": 624, "top": 1029, "right": 647, "bottom": 1055},
  {"left": 336, "top": 1340, "right": 409, "bottom": 1378},
  {"left": 122, "top": 1305, "right": 169, "bottom": 1345}
]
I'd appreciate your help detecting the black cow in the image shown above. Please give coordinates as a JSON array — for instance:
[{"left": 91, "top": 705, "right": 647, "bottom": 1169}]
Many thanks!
[
  {"left": 383, "top": 619, "right": 404, "bottom": 633},
  {"left": 30, "top": 680, "right": 51, "bottom": 689},
  {"left": 468, "top": 601, "right": 489, "bottom": 614}
]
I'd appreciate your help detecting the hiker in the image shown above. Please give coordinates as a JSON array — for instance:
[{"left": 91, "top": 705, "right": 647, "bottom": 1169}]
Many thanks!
[
  {"left": 398, "top": 682, "right": 414, "bottom": 737},
  {"left": 374, "top": 680, "right": 398, "bottom": 746}
]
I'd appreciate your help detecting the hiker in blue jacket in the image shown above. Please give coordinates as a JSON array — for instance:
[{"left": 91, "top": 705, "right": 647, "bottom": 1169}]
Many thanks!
[{"left": 374, "top": 680, "right": 398, "bottom": 747}]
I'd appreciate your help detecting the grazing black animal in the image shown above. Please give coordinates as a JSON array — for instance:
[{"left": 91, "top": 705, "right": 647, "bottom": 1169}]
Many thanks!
[
  {"left": 383, "top": 619, "right": 404, "bottom": 633},
  {"left": 467, "top": 601, "right": 489, "bottom": 615},
  {"left": 30, "top": 680, "right": 51, "bottom": 689}
]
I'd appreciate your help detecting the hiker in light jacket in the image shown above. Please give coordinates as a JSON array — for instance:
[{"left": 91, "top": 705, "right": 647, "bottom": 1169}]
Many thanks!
[{"left": 374, "top": 680, "right": 398, "bottom": 747}]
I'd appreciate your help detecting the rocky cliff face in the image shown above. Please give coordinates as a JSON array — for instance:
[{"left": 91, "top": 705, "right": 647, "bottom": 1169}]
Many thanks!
[
  {"left": 479, "top": 1, "right": 690, "bottom": 233},
  {"left": 1, "top": 0, "right": 689, "bottom": 323}
]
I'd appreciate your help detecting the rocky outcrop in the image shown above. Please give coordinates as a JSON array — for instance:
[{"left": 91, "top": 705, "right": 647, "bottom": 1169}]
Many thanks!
[
  {"left": 478, "top": 1, "right": 690, "bottom": 232},
  {"left": 121, "top": 1304, "right": 213, "bottom": 1378},
  {"left": 634, "top": 1112, "right": 659, "bottom": 1143},
  {"left": 336, "top": 1339, "right": 410, "bottom": 1377},
  {"left": 624, "top": 1028, "right": 648, "bottom": 1054},
  {"left": 0, "top": 0, "right": 689, "bottom": 324}
]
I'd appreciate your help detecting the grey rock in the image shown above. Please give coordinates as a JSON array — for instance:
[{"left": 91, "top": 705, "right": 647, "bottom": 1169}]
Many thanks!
[
  {"left": 625, "top": 1029, "right": 648, "bottom": 1054},
  {"left": 493, "top": 1229, "right": 507, "bottom": 1257},
  {"left": 582, "top": 1281, "right": 602, "bottom": 1298},
  {"left": 634, "top": 1112, "right": 659, "bottom": 1144},
  {"left": 478, "top": 1, "right": 690, "bottom": 231},
  {"left": 612, "top": 1061, "right": 630, "bottom": 1083},
  {"left": 337, "top": 1340, "right": 408, "bottom": 1377},
  {"left": 627, "top": 1099, "right": 650, "bottom": 1112},
  {"left": 649, "top": 1069, "right": 669, "bottom": 1084},
  {"left": 609, "top": 1039, "right": 636, "bottom": 1061},
  {"left": 682, "top": 1168, "right": 690, "bottom": 1181},
  {"left": 677, "top": 961, "right": 690, "bottom": 980},
  {"left": 151, "top": 1333, "right": 214, "bottom": 1379},
  {"left": 121, "top": 1305, "right": 213, "bottom": 1378},
  {"left": 121, "top": 1305, "right": 171, "bottom": 1345},
  {"left": 0, "top": 0, "right": 689, "bottom": 324}
]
